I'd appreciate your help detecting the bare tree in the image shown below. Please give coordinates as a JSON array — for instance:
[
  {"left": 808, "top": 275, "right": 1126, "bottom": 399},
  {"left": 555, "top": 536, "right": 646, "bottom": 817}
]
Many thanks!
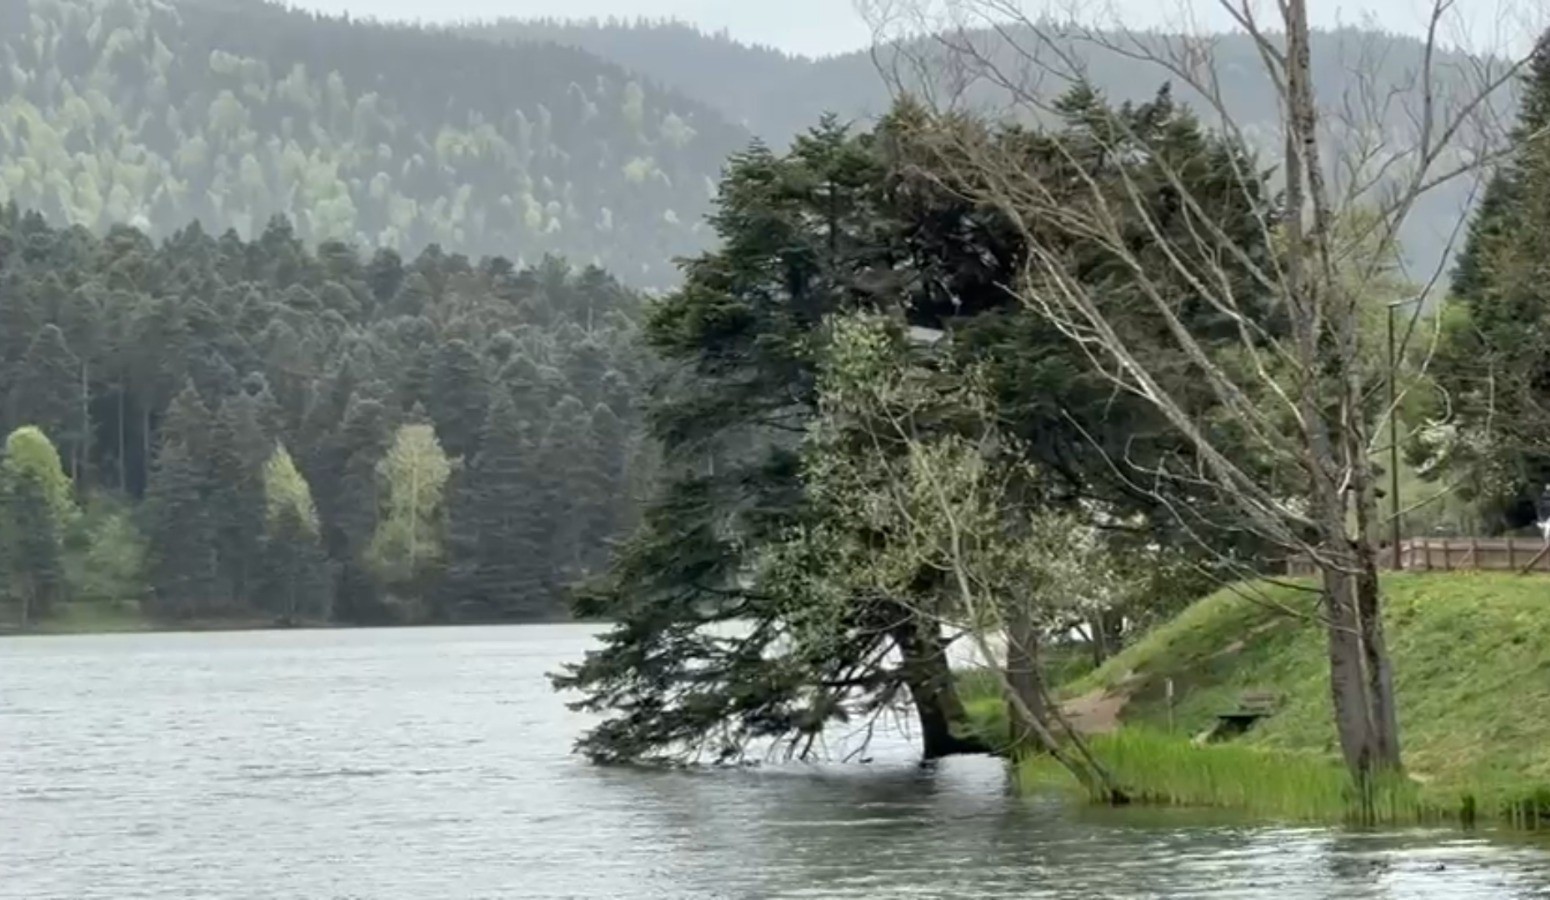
[{"left": 857, "top": 0, "right": 1541, "bottom": 787}]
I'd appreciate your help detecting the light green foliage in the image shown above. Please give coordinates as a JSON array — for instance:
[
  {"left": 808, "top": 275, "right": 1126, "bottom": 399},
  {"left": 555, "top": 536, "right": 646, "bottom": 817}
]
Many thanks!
[
  {"left": 2, "top": 426, "right": 76, "bottom": 524},
  {"left": 781, "top": 312, "right": 1122, "bottom": 640},
  {"left": 262, "top": 444, "right": 318, "bottom": 537},
  {"left": 64, "top": 493, "right": 148, "bottom": 607},
  {"left": 0, "top": 0, "right": 747, "bottom": 286},
  {"left": 0, "top": 426, "right": 76, "bottom": 622},
  {"left": 260, "top": 444, "right": 330, "bottom": 623},
  {"left": 367, "top": 424, "right": 452, "bottom": 605}
]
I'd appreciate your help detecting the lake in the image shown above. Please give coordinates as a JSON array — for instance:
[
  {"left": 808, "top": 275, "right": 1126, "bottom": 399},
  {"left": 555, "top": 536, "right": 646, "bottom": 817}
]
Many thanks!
[{"left": 5, "top": 624, "right": 1550, "bottom": 899}]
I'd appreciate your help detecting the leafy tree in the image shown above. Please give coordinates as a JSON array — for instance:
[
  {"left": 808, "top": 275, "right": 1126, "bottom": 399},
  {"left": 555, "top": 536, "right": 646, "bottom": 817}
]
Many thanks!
[
  {"left": 66, "top": 493, "right": 149, "bottom": 611},
  {"left": 0, "top": 427, "right": 75, "bottom": 625},
  {"left": 367, "top": 423, "right": 452, "bottom": 621},
  {"left": 260, "top": 444, "right": 330, "bottom": 623}
]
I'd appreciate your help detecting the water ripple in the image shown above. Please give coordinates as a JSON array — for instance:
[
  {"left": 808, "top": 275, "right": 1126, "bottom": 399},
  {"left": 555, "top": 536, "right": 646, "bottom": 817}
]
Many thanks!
[{"left": 5, "top": 625, "right": 1550, "bottom": 899}]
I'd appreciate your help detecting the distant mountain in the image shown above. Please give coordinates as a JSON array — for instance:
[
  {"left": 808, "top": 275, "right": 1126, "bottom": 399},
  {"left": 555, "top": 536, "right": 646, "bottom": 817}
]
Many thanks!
[
  {"left": 0, "top": 0, "right": 750, "bottom": 285},
  {"left": 472, "top": 17, "right": 1503, "bottom": 282}
]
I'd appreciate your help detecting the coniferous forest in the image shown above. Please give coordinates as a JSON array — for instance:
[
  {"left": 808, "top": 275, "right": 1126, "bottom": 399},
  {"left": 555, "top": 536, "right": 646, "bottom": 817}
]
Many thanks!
[{"left": 0, "top": 206, "right": 649, "bottom": 626}]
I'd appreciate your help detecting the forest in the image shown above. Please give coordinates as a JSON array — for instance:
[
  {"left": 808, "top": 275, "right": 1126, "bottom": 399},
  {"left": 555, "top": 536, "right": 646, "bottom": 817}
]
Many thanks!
[
  {"left": 0, "top": 207, "right": 648, "bottom": 627},
  {"left": 0, "top": 0, "right": 744, "bottom": 286},
  {"left": 0, "top": 0, "right": 1494, "bottom": 294}
]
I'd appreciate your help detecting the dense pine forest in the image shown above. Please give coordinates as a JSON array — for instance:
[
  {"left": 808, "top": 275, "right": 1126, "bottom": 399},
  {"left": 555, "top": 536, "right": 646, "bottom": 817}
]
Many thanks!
[
  {"left": 0, "top": 0, "right": 746, "bottom": 285},
  {"left": 0, "top": 206, "right": 648, "bottom": 626}
]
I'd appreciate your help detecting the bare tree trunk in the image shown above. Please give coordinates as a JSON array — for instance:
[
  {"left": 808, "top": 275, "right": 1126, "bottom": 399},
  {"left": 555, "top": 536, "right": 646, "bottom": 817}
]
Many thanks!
[
  {"left": 1355, "top": 559, "right": 1402, "bottom": 766},
  {"left": 1322, "top": 564, "right": 1379, "bottom": 774},
  {"left": 1004, "top": 600, "right": 1048, "bottom": 750}
]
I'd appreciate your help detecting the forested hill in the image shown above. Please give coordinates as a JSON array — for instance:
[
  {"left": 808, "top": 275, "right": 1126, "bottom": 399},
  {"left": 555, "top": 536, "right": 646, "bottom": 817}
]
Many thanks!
[
  {"left": 0, "top": 0, "right": 748, "bottom": 286},
  {"left": 0, "top": 206, "right": 649, "bottom": 626},
  {"left": 473, "top": 18, "right": 1493, "bottom": 279}
]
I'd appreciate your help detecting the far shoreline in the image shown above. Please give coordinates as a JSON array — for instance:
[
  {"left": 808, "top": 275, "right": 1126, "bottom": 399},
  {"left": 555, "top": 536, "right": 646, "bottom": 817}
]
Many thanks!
[{"left": 0, "top": 605, "right": 585, "bottom": 638}]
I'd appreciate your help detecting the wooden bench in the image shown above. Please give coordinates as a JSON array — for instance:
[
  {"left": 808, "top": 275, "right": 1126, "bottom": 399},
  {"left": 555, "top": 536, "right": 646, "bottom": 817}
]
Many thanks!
[{"left": 1194, "top": 690, "right": 1282, "bottom": 745}]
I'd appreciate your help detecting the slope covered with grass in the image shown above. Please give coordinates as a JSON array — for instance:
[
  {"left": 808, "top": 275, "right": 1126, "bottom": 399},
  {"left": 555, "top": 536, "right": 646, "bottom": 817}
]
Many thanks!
[{"left": 1059, "top": 573, "right": 1550, "bottom": 811}]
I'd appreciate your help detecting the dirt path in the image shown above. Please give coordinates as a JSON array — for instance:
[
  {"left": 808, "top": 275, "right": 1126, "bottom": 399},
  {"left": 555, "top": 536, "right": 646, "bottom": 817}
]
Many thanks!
[{"left": 1060, "top": 687, "right": 1130, "bottom": 735}]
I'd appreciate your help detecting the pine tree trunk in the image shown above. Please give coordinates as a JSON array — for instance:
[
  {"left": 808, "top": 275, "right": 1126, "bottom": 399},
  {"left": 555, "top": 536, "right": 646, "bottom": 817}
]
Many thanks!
[
  {"left": 78, "top": 360, "right": 90, "bottom": 487},
  {"left": 141, "top": 404, "right": 151, "bottom": 492},
  {"left": 117, "top": 388, "right": 127, "bottom": 492},
  {"left": 891, "top": 617, "right": 990, "bottom": 759}
]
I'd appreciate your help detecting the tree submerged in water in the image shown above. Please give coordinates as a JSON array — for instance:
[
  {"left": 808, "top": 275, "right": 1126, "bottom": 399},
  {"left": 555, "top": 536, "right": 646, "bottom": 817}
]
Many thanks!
[{"left": 552, "top": 115, "right": 998, "bottom": 764}]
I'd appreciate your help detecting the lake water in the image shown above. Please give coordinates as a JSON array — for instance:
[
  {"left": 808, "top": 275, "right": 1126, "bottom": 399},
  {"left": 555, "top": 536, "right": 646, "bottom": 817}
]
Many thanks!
[{"left": 5, "top": 624, "right": 1550, "bottom": 899}]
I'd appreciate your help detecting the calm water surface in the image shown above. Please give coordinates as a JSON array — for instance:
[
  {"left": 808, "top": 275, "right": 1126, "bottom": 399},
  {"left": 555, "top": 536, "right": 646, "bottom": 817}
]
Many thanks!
[{"left": 5, "top": 625, "right": 1550, "bottom": 899}]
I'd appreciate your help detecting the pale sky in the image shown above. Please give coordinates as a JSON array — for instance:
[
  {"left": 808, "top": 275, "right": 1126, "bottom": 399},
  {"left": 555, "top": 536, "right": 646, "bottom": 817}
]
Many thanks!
[{"left": 285, "top": 0, "right": 1534, "bottom": 58}]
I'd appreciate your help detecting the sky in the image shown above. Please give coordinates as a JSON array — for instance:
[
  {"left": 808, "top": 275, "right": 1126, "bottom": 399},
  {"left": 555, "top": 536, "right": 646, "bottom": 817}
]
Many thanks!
[{"left": 285, "top": 0, "right": 1531, "bottom": 58}]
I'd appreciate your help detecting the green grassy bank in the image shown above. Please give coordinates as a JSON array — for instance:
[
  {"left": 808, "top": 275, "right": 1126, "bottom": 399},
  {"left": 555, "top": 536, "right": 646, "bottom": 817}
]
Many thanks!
[{"left": 965, "top": 573, "right": 1550, "bottom": 826}]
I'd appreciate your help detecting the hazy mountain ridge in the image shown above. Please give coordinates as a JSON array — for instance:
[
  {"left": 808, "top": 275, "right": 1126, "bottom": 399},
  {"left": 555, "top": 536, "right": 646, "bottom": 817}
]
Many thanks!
[
  {"left": 471, "top": 17, "right": 1501, "bottom": 280},
  {"left": 0, "top": 0, "right": 751, "bottom": 285}
]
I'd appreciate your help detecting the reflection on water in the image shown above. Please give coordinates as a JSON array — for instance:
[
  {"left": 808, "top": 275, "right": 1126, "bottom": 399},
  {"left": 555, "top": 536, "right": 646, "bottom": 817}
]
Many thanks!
[{"left": 4, "top": 625, "right": 1550, "bottom": 899}]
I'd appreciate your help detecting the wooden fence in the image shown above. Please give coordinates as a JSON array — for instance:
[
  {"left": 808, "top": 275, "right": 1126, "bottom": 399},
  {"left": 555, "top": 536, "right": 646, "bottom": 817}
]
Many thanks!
[{"left": 1285, "top": 537, "right": 1550, "bottom": 576}]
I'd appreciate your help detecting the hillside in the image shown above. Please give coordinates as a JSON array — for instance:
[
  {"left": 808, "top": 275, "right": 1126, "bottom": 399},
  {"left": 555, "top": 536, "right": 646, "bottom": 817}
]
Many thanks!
[
  {"left": 1049, "top": 573, "right": 1550, "bottom": 807},
  {"left": 473, "top": 18, "right": 1498, "bottom": 280},
  {"left": 0, "top": 0, "right": 749, "bottom": 285}
]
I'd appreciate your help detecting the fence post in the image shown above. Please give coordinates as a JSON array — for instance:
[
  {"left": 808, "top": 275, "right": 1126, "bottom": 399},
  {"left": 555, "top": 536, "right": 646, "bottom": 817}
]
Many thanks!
[
  {"left": 1469, "top": 538, "right": 1479, "bottom": 570},
  {"left": 1510, "top": 538, "right": 1517, "bottom": 571}
]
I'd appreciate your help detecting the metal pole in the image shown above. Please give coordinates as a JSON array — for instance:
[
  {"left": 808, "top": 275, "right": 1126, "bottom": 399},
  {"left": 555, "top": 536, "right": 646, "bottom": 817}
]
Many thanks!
[{"left": 1388, "top": 303, "right": 1403, "bottom": 569}]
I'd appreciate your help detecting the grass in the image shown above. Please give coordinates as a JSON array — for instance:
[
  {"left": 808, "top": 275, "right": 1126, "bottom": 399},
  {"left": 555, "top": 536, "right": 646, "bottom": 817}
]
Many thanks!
[
  {"left": 962, "top": 573, "right": 1550, "bottom": 826},
  {"left": 1018, "top": 728, "right": 1426, "bottom": 824}
]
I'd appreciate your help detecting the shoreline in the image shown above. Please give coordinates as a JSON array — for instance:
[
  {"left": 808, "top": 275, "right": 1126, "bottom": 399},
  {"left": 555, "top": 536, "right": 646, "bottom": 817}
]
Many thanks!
[{"left": 0, "top": 604, "right": 581, "bottom": 637}]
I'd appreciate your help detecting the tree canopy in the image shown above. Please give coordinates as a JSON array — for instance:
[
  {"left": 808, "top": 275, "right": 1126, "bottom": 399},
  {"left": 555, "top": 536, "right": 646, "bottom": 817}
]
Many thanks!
[
  {"left": 0, "top": 206, "right": 651, "bottom": 624},
  {"left": 554, "top": 93, "right": 1277, "bottom": 764}
]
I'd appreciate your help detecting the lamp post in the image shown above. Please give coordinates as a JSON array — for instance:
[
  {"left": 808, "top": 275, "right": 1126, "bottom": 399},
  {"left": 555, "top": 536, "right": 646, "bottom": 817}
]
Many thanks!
[{"left": 1386, "top": 297, "right": 1423, "bottom": 569}]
